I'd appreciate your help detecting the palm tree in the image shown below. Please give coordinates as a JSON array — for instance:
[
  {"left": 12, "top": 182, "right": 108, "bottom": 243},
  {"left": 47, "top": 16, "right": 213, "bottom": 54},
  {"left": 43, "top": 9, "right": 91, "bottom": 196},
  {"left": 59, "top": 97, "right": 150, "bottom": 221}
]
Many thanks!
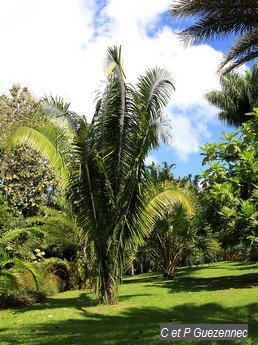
[
  {"left": 0, "top": 228, "right": 41, "bottom": 294},
  {"left": 169, "top": 0, "right": 258, "bottom": 73},
  {"left": 151, "top": 202, "right": 218, "bottom": 277},
  {"left": 26, "top": 200, "right": 94, "bottom": 288},
  {"left": 5, "top": 46, "right": 194, "bottom": 304},
  {"left": 205, "top": 62, "right": 258, "bottom": 126}
]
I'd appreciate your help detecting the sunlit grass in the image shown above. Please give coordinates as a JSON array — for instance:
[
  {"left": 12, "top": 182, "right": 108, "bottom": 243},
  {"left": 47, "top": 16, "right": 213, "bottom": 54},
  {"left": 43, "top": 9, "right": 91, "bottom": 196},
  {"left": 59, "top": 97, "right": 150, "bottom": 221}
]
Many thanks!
[{"left": 0, "top": 261, "right": 257, "bottom": 344}]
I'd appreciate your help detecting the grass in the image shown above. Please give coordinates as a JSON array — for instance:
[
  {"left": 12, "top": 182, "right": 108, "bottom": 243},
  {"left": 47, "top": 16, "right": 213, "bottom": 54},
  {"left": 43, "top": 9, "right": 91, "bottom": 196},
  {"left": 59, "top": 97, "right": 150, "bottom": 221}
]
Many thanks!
[{"left": 0, "top": 261, "right": 257, "bottom": 345}]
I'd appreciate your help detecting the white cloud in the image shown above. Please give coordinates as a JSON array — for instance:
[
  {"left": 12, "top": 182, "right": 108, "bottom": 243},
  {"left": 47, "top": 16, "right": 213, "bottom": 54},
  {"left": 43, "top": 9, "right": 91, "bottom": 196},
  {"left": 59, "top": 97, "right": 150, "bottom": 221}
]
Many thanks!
[
  {"left": 170, "top": 114, "right": 200, "bottom": 161},
  {"left": 0, "top": 0, "right": 225, "bottom": 160}
]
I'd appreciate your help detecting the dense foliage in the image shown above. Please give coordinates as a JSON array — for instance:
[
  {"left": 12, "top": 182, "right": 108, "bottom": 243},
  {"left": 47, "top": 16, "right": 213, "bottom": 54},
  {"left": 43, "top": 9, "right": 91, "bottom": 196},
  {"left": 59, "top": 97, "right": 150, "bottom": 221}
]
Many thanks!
[
  {"left": 0, "top": 27, "right": 256, "bottom": 309},
  {"left": 205, "top": 62, "right": 258, "bottom": 126},
  {"left": 200, "top": 109, "right": 258, "bottom": 260},
  {"left": 0, "top": 86, "right": 58, "bottom": 217},
  {"left": 4, "top": 47, "right": 195, "bottom": 304}
]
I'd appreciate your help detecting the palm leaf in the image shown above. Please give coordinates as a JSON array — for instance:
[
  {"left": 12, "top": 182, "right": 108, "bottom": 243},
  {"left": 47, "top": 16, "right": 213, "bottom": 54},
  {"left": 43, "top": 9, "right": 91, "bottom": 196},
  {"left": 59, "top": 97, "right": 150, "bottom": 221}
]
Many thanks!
[
  {"left": 0, "top": 227, "right": 44, "bottom": 245},
  {"left": 5, "top": 116, "right": 73, "bottom": 186},
  {"left": 41, "top": 95, "right": 84, "bottom": 134},
  {"left": 219, "top": 31, "right": 258, "bottom": 74},
  {"left": 205, "top": 63, "right": 258, "bottom": 126},
  {"left": 170, "top": 0, "right": 257, "bottom": 42},
  {"left": 170, "top": 0, "right": 258, "bottom": 71}
]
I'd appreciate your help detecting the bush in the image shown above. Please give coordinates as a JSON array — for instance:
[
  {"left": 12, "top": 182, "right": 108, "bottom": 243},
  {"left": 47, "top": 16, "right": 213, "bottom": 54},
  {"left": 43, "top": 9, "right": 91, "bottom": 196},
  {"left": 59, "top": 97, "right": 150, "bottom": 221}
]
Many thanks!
[
  {"left": 0, "top": 257, "right": 70, "bottom": 308},
  {"left": 38, "top": 258, "right": 71, "bottom": 291},
  {"left": 0, "top": 290, "right": 47, "bottom": 308}
]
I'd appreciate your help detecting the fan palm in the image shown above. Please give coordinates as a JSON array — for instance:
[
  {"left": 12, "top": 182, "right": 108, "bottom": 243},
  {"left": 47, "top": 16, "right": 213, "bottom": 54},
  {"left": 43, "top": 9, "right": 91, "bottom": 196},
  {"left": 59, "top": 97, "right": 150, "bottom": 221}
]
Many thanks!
[
  {"left": 5, "top": 46, "right": 194, "bottom": 304},
  {"left": 205, "top": 62, "right": 258, "bottom": 126},
  {"left": 170, "top": 0, "right": 258, "bottom": 73}
]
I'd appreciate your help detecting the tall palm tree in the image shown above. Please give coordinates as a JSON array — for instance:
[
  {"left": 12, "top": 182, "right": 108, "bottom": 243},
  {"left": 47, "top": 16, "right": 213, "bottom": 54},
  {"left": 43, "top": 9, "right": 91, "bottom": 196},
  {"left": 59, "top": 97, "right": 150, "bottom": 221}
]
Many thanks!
[
  {"left": 205, "top": 62, "right": 258, "bottom": 126},
  {"left": 5, "top": 46, "right": 194, "bottom": 304},
  {"left": 170, "top": 0, "right": 258, "bottom": 74}
]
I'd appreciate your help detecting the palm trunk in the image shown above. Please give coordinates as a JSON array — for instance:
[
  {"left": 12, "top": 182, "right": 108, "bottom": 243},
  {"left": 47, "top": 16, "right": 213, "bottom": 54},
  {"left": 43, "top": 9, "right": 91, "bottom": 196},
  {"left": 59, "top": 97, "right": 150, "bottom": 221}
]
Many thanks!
[
  {"left": 100, "top": 257, "right": 117, "bottom": 304},
  {"left": 130, "top": 262, "right": 135, "bottom": 276},
  {"left": 163, "top": 260, "right": 175, "bottom": 278}
]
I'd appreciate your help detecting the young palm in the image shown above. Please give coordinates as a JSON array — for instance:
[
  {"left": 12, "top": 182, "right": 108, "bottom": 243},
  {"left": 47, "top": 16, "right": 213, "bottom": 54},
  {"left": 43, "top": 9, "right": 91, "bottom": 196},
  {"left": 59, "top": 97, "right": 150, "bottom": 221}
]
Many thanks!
[
  {"left": 151, "top": 202, "right": 217, "bottom": 277},
  {"left": 205, "top": 62, "right": 258, "bottom": 126},
  {"left": 0, "top": 229, "right": 41, "bottom": 293},
  {"left": 170, "top": 0, "right": 258, "bottom": 73},
  {"left": 6, "top": 46, "right": 193, "bottom": 304}
]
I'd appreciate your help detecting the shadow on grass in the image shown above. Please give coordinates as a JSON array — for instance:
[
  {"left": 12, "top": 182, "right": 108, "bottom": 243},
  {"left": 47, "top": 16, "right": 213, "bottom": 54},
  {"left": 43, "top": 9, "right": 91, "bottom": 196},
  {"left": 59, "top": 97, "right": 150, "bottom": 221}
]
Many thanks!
[
  {"left": 123, "top": 273, "right": 163, "bottom": 284},
  {"left": 12, "top": 292, "right": 154, "bottom": 313},
  {"left": 123, "top": 266, "right": 214, "bottom": 284},
  {"left": 118, "top": 294, "right": 153, "bottom": 302},
  {"left": 123, "top": 265, "right": 258, "bottom": 293},
  {"left": 12, "top": 292, "right": 98, "bottom": 314},
  {"left": 1, "top": 302, "right": 257, "bottom": 345},
  {"left": 123, "top": 262, "right": 258, "bottom": 285},
  {"left": 232, "top": 262, "right": 258, "bottom": 270},
  {"left": 150, "top": 272, "right": 258, "bottom": 293}
]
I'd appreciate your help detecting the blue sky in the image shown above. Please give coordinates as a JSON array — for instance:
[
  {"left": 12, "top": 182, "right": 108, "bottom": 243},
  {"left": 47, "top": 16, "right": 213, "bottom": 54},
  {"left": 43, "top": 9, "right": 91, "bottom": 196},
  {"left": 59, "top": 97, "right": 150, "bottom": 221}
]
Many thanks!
[{"left": 0, "top": 0, "right": 240, "bottom": 178}]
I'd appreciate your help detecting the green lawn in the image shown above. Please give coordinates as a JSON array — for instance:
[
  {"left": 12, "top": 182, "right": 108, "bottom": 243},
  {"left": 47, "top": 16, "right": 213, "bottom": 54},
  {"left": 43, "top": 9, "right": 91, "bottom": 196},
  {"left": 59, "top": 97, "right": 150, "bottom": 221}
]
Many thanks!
[{"left": 0, "top": 261, "right": 257, "bottom": 345}]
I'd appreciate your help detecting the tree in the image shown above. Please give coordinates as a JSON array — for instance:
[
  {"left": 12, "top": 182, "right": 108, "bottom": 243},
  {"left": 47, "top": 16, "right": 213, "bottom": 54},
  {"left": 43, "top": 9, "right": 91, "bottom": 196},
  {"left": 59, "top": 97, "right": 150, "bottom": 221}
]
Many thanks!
[
  {"left": 24, "top": 199, "right": 94, "bottom": 288},
  {"left": 0, "top": 86, "right": 58, "bottom": 217},
  {"left": 151, "top": 203, "right": 217, "bottom": 277},
  {"left": 5, "top": 46, "right": 194, "bottom": 304},
  {"left": 205, "top": 62, "right": 258, "bottom": 126},
  {"left": 128, "top": 180, "right": 195, "bottom": 276},
  {"left": 147, "top": 161, "right": 176, "bottom": 183},
  {"left": 144, "top": 178, "right": 218, "bottom": 277},
  {"left": 200, "top": 109, "right": 258, "bottom": 259},
  {"left": 169, "top": 0, "right": 258, "bottom": 73},
  {"left": 0, "top": 226, "right": 42, "bottom": 295}
]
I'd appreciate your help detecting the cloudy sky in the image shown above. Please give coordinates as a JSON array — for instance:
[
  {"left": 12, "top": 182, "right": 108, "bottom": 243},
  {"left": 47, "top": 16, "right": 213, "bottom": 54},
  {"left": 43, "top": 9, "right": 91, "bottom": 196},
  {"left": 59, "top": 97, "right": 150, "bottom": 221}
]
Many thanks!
[{"left": 0, "top": 0, "right": 236, "bottom": 177}]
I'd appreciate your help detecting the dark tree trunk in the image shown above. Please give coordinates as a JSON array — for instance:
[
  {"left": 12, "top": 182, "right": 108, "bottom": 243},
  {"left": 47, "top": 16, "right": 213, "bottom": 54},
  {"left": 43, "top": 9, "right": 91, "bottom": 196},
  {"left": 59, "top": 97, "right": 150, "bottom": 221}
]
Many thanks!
[
  {"left": 100, "top": 258, "right": 117, "bottom": 304},
  {"left": 163, "top": 261, "right": 175, "bottom": 278}
]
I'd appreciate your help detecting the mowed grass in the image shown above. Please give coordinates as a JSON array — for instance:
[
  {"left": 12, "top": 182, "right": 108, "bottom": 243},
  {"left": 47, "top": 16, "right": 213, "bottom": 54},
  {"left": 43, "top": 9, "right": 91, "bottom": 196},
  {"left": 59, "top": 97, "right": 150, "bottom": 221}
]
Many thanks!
[{"left": 0, "top": 261, "right": 257, "bottom": 345}]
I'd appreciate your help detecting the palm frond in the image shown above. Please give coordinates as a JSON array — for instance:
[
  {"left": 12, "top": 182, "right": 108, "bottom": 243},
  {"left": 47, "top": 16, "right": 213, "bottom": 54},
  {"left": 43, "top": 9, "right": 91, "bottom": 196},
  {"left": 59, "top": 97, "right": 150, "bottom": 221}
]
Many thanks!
[
  {"left": 41, "top": 95, "right": 84, "bottom": 134},
  {"left": 13, "top": 259, "right": 41, "bottom": 291},
  {"left": 5, "top": 116, "right": 73, "bottom": 186},
  {"left": 170, "top": 0, "right": 258, "bottom": 71},
  {"left": 219, "top": 31, "right": 258, "bottom": 74},
  {"left": 121, "top": 182, "right": 194, "bottom": 260},
  {"left": 136, "top": 67, "right": 175, "bottom": 115},
  {"left": 105, "top": 45, "right": 126, "bottom": 80},
  {"left": 0, "top": 227, "right": 44, "bottom": 245},
  {"left": 205, "top": 64, "right": 258, "bottom": 126},
  {"left": 170, "top": 0, "right": 257, "bottom": 42}
]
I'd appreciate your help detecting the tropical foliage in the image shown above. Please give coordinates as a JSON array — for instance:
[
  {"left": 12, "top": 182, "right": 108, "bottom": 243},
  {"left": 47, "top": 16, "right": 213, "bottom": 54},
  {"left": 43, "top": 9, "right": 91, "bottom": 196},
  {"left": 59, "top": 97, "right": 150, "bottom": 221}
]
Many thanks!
[
  {"left": 200, "top": 109, "right": 258, "bottom": 259},
  {"left": 151, "top": 203, "right": 219, "bottom": 277},
  {"left": 205, "top": 62, "right": 258, "bottom": 126},
  {"left": 0, "top": 225, "right": 41, "bottom": 302},
  {"left": 169, "top": 0, "right": 258, "bottom": 73},
  {"left": 4, "top": 47, "right": 196, "bottom": 304},
  {"left": 0, "top": 7, "right": 257, "bottom": 310},
  {"left": 0, "top": 85, "right": 58, "bottom": 217}
]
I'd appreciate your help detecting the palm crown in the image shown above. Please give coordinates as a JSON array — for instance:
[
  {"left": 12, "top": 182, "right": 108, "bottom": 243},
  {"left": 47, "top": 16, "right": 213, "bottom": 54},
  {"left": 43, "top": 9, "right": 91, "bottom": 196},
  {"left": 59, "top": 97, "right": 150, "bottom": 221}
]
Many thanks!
[
  {"left": 205, "top": 61, "right": 258, "bottom": 126},
  {"left": 170, "top": 0, "right": 258, "bottom": 73}
]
